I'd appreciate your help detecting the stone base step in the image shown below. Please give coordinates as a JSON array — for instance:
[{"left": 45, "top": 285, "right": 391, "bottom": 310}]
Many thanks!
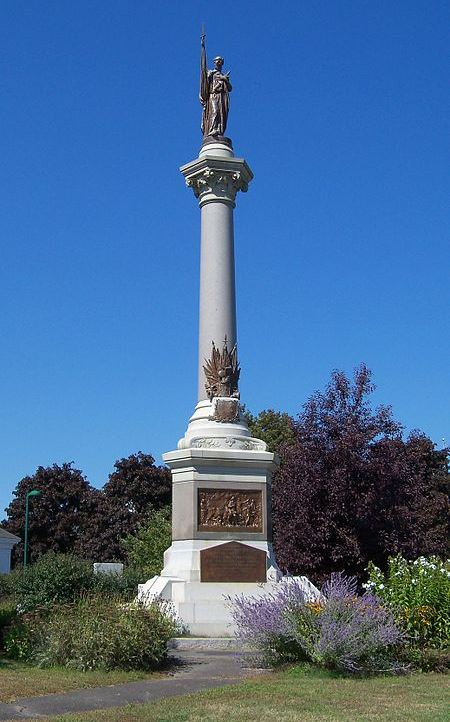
[{"left": 168, "top": 636, "right": 239, "bottom": 652}]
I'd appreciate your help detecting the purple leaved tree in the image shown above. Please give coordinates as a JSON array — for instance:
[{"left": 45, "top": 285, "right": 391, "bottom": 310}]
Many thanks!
[{"left": 272, "top": 365, "right": 449, "bottom": 584}]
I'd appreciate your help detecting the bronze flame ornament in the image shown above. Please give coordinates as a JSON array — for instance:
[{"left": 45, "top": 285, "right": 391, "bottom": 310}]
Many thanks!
[
  {"left": 198, "top": 489, "right": 263, "bottom": 533},
  {"left": 203, "top": 338, "right": 240, "bottom": 401}
]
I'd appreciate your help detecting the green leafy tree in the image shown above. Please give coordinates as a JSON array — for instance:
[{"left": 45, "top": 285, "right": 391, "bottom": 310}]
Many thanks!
[
  {"left": 244, "top": 408, "right": 295, "bottom": 453},
  {"left": 121, "top": 507, "right": 171, "bottom": 579}
]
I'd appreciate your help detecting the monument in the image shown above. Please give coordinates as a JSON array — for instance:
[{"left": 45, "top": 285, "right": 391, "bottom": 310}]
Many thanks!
[{"left": 138, "top": 32, "right": 316, "bottom": 635}]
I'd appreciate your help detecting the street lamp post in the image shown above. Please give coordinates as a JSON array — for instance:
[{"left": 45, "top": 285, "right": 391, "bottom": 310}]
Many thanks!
[{"left": 24, "top": 489, "right": 41, "bottom": 570}]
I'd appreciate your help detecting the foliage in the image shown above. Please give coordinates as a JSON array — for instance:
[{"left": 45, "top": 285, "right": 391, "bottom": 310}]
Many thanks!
[
  {"left": 366, "top": 555, "right": 450, "bottom": 651},
  {"left": 399, "top": 645, "right": 450, "bottom": 673},
  {"left": 10, "top": 552, "right": 144, "bottom": 612},
  {"left": 103, "top": 452, "right": 171, "bottom": 517},
  {"left": 244, "top": 408, "right": 295, "bottom": 453},
  {"left": 230, "top": 574, "right": 404, "bottom": 674},
  {"left": 76, "top": 452, "right": 172, "bottom": 563},
  {"left": 72, "top": 491, "right": 133, "bottom": 563},
  {"left": 0, "top": 602, "right": 17, "bottom": 652},
  {"left": 229, "top": 580, "right": 309, "bottom": 667},
  {"left": 12, "top": 552, "right": 95, "bottom": 612},
  {"left": 4, "top": 595, "right": 179, "bottom": 671},
  {"left": 121, "top": 507, "right": 171, "bottom": 579},
  {"left": 287, "top": 575, "right": 404, "bottom": 674},
  {"left": 2, "top": 463, "right": 96, "bottom": 566},
  {"left": 272, "top": 365, "right": 449, "bottom": 584},
  {"left": 0, "top": 572, "right": 14, "bottom": 599},
  {"left": 2, "top": 453, "right": 172, "bottom": 565}
]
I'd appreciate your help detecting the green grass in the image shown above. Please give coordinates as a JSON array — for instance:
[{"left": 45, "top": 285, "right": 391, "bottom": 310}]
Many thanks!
[
  {"left": 21, "top": 666, "right": 450, "bottom": 722},
  {"left": 0, "top": 658, "right": 158, "bottom": 703}
]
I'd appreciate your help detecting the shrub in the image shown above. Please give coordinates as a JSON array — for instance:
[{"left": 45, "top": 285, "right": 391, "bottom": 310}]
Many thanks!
[
  {"left": 287, "top": 575, "right": 404, "bottom": 674},
  {"left": 366, "top": 555, "right": 450, "bottom": 649},
  {"left": 121, "top": 507, "right": 171, "bottom": 580},
  {"left": 12, "top": 552, "right": 95, "bottom": 612},
  {"left": 2, "top": 615, "right": 36, "bottom": 660},
  {"left": 0, "top": 602, "right": 18, "bottom": 652},
  {"left": 230, "top": 574, "right": 404, "bottom": 674},
  {"left": 4, "top": 595, "right": 179, "bottom": 671},
  {"left": 10, "top": 552, "right": 143, "bottom": 612},
  {"left": 230, "top": 580, "right": 309, "bottom": 667},
  {"left": 0, "top": 573, "right": 14, "bottom": 600}
]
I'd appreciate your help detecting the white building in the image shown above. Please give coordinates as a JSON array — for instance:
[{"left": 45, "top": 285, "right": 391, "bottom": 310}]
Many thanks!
[{"left": 0, "top": 528, "right": 21, "bottom": 574}]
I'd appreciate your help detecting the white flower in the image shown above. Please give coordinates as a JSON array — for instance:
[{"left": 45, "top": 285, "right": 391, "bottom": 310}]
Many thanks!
[
  {"left": 362, "top": 581, "right": 376, "bottom": 590},
  {"left": 378, "top": 583, "right": 385, "bottom": 590}
]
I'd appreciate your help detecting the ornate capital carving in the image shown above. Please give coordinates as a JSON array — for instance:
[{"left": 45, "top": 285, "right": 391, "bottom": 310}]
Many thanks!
[
  {"left": 186, "top": 167, "right": 248, "bottom": 205},
  {"left": 180, "top": 156, "right": 253, "bottom": 207}
]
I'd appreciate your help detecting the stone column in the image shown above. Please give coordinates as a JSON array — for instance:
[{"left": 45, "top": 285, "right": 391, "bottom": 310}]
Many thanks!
[
  {"left": 180, "top": 141, "right": 253, "bottom": 402},
  {"left": 198, "top": 201, "right": 236, "bottom": 401},
  {"left": 138, "top": 141, "right": 290, "bottom": 636}
]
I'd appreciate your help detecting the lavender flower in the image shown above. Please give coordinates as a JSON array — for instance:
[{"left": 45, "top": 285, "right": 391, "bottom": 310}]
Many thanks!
[
  {"left": 229, "top": 573, "right": 405, "bottom": 674},
  {"left": 227, "top": 579, "right": 309, "bottom": 667}
]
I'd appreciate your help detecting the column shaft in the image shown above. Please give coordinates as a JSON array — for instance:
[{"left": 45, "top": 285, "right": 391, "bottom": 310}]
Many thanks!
[{"left": 197, "top": 201, "right": 236, "bottom": 400}]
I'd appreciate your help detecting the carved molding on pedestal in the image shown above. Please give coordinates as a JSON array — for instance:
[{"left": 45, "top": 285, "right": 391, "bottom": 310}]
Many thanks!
[{"left": 190, "top": 436, "right": 267, "bottom": 451}]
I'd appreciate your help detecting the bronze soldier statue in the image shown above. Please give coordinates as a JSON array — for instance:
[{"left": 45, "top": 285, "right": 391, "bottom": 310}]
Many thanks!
[{"left": 199, "top": 29, "right": 232, "bottom": 138}]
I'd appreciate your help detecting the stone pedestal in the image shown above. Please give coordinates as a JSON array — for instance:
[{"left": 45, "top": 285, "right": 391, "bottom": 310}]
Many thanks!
[{"left": 138, "top": 422, "right": 286, "bottom": 636}]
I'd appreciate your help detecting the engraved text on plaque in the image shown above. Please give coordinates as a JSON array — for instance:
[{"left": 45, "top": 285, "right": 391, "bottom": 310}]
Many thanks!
[{"left": 200, "top": 541, "right": 267, "bottom": 582}]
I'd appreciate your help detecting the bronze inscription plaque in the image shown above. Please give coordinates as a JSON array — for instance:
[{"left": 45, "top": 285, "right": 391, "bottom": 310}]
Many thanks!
[
  {"left": 198, "top": 489, "right": 263, "bottom": 533},
  {"left": 201, "top": 541, "right": 267, "bottom": 583}
]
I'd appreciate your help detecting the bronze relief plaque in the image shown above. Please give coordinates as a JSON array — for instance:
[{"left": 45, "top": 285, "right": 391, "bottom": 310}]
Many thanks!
[
  {"left": 200, "top": 541, "right": 267, "bottom": 583},
  {"left": 198, "top": 489, "right": 263, "bottom": 533}
]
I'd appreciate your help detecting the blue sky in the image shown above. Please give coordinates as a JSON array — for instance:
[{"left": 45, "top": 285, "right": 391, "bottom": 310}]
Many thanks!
[{"left": 1, "top": 1, "right": 449, "bottom": 516}]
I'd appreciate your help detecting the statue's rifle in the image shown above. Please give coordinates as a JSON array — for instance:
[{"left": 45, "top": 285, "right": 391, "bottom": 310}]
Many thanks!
[{"left": 199, "top": 24, "right": 208, "bottom": 106}]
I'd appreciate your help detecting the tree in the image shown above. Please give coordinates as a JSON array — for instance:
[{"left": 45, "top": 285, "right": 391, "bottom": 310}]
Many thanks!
[
  {"left": 272, "top": 365, "right": 449, "bottom": 585},
  {"left": 2, "top": 462, "right": 96, "bottom": 565},
  {"left": 244, "top": 408, "right": 295, "bottom": 453},
  {"left": 2, "top": 452, "right": 173, "bottom": 566},
  {"left": 76, "top": 452, "right": 172, "bottom": 563},
  {"left": 73, "top": 491, "right": 133, "bottom": 563},
  {"left": 121, "top": 506, "right": 172, "bottom": 579},
  {"left": 103, "top": 452, "right": 171, "bottom": 517}
]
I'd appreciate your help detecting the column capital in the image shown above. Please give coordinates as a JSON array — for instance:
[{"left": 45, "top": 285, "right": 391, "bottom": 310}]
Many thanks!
[{"left": 180, "top": 156, "right": 254, "bottom": 207}]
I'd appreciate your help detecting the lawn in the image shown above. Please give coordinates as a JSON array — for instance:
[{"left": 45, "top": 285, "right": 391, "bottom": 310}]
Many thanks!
[
  {"left": 0, "top": 659, "right": 157, "bottom": 703},
  {"left": 20, "top": 666, "right": 450, "bottom": 722}
]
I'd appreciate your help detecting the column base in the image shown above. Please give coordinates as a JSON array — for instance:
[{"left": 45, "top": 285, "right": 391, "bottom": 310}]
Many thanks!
[
  {"left": 138, "top": 572, "right": 320, "bottom": 637},
  {"left": 177, "top": 399, "right": 266, "bottom": 451}
]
